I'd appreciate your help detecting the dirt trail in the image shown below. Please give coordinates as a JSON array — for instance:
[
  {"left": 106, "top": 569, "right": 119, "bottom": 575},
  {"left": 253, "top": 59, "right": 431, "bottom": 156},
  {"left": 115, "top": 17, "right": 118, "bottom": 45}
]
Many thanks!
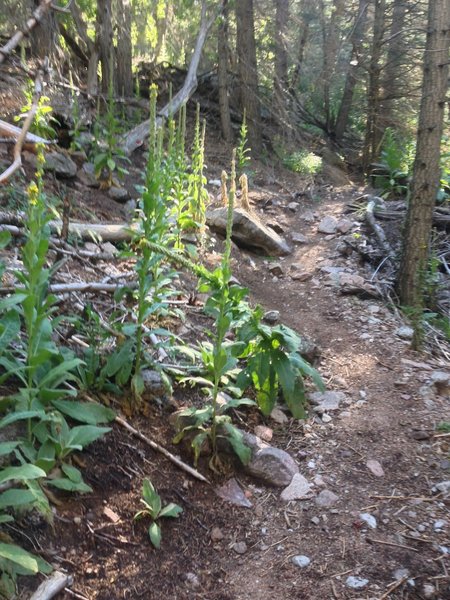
[{"left": 220, "top": 186, "right": 450, "bottom": 600}]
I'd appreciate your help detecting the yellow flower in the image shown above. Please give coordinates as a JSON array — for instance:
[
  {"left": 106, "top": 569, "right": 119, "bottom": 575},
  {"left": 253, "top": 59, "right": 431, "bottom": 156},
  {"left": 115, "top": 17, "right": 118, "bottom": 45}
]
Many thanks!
[{"left": 27, "top": 182, "right": 39, "bottom": 205}]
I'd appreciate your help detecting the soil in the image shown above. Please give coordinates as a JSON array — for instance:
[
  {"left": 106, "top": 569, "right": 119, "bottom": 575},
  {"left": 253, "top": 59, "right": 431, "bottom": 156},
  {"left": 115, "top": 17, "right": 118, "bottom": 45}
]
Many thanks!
[{"left": 0, "top": 101, "right": 449, "bottom": 600}]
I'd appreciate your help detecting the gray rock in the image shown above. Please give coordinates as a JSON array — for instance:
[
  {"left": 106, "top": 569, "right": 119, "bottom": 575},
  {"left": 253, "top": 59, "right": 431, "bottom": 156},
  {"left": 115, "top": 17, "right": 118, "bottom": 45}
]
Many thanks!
[
  {"left": 210, "top": 527, "right": 224, "bottom": 542},
  {"left": 429, "top": 371, "right": 450, "bottom": 395},
  {"left": 185, "top": 573, "right": 201, "bottom": 589},
  {"left": 109, "top": 186, "right": 129, "bottom": 202},
  {"left": 315, "top": 489, "right": 339, "bottom": 508},
  {"left": 206, "top": 207, "right": 291, "bottom": 256},
  {"left": 270, "top": 407, "right": 289, "bottom": 424},
  {"left": 280, "top": 473, "right": 313, "bottom": 502},
  {"left": 422, "top": 583, "right": 436, "bottom": 598},
  {"left": 263, "top": 310, "right": 280, "bottom": 324},
  {"left": 308, "top": 391, "right": 345, "bottom": 414},
  {"left": 141, "top": 369, "right": 167, "bottom": 399},
  {"left": 101, "top": 242, "right": 119, "bottom": 255},
  {"left": 287, "top": 202, "right": 299, "bottom": 212},
  {"left": 77, "top": 162, "right": 99, "bottom": 188},
  {"left": 291, "top": 233, "right": 310, "bottom": 244},
  {"left": 318, "top": 216, "right": 338, "bottom": 234},
  {"left": 300, "top": 209, "right": 316, "bottom": 223},
  {"left": 291, "top": 555, "right": 311, "bottom": 568},
  {"left": 336, "top": 219, "right": 352, "bottom": 234},
  {"left": 366, "top": 459, "right": 384, "bottom": 477},
  {"left": 311, "top": 516, "right": 320, "bottom": 525},
  {"left": 291, "top": 271, "right": 313, "bottom": 282},
  {"left": 243, "top": 433, "right": 299, "bottom": 487},
  {"left": 338, "top": 272, "right": 366, "bottom": 288},
  {"left": 360, "top": 513, "right": 377, "bottom": 529},
  {"left": 84, "top": 242, "right": 100, "bottom": 253},
  {"left": 268, "top": 263, "right": 284, "bottom": 277},
  {"left": 346, "top": 576, "right": 369, "bottom": 590},
  {"left": 434, "top": 481, "right": 450, "bottom": 495},
  {"left": 297, "top": 336, "right": 321, "bottom": 364},
  {"left": 321, "top": 413, "right": 332, "bottom": 423},
  {"left": 434, "top": 519, "right": 446, "bottom": 531},
  {"left": 393, "top": 568, "right": 410, "bottom": 580},
  {"left": 232, "top": 542, "right": 248, "bottom": 555},
  {"left": 396, "top": 326, "right": 414, "bottom": 340},
  {"left": 44, "top": 151, "right": 77, "bottom": 178},
  {"left": 216, "top": 478, "right": 252, "bottom": 508}
]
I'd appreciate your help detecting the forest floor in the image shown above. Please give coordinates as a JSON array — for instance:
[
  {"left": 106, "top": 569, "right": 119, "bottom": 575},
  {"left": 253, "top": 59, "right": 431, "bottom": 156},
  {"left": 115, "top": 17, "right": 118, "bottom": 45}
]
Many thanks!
[{"left": 0, "top": 100, "right": 449, "bottom": 600}]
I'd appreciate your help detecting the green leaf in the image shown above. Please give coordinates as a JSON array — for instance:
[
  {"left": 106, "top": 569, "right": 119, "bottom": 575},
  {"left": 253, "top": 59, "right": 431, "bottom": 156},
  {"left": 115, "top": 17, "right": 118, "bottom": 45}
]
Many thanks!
[
  {"left": 67, "top": 425, "right": 111, "bottom": 449},
  {"left": 0, "top": 293, "right": 28, "bottom": 311},
  {"left": 158, "top": 502, "right": 182, "bottom": 519},
  {"left": 0, "top": 311, "right": 20, "bottom": 348},
  {"left": 107, "top": 158, "right": 116, "bottom": 171},
  {"left": 51, "top": 400, "right": 115, "bottom": 425},
  {"left": 0, "top": 231, "right": 11, "bottom": 249},
  {"left": 39, "top": 358, "right": 83, "bottom": 388},
  {"left": 221, "top": 423, "right": 251, "bottom": 465},
  {"left": 191, "top": 431, "right": 209, "bottom": 465},
  {"left": 0, "top": 410, "right": 46, "bottom": 429},
  {"left": 142, "top": 479, "right": 161, "bottom": 516},
  {"left": 148, "top": 522, "right": 161, "bottom": 549},
  {"left": 0, "top": 442, "right": 19, "bottom": 457},
  {"left": 0, "top": 489, "right": 37, "bottom": 510},
  {"left": 0, "top": 464, "right": 46, "bottom": 484},
  {"left": 61, "top": 463, "right": 83, "bottom": 483},
  {"left": 47, "top": 477, "right": 92, "bottom": 493},
  {"left": 0, "top": 543, "right": 40, "bottom": 573}
]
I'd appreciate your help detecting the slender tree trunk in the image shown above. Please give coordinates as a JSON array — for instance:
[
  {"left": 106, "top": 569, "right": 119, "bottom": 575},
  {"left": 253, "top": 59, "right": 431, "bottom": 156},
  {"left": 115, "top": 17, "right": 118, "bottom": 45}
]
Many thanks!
[
  {"left": 116, "top": 0, "right": 133, "bottom": 97},
  {"left": 333, "top": 0, "right": 369, "bottom": 142},
  {"left": 236, "top": 0, "right": 262, "bottom": 154},
  {"left": 362, "top": 0, "right": 386, "bottom": 171},
  {"left": 153, "top": 1, "right": 169, "bottom": 61},
  {"left": 218, "top": 0, "right": 233, "bottom": 142},
  {"left": 96, "top": 0, "right": 114, "bottom": 94},
  {"left": 70, "top": 0, "right": 98, "bottom": 95},
  {"left": 29, "top": 0, "right": 56, "bottom": 60},
  {"left": 274, "top": 0, "right": 289, "bottom": 112},
  {"left": 289, "top": 0, "right": 314, "bottom": 92},
  {"left": 397, "top": 0, "right": 450, "bottom": 331}
]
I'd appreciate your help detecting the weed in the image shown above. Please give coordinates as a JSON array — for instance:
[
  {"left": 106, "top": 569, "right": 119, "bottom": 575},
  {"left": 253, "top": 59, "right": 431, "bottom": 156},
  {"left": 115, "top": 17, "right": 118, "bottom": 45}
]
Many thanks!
[
  {"left": 371, "top": 128, "right": 413, "bottom": 198},
  {"left": 284, "top": 150, "right": 322, "bottom": 176},
  {"left": 134, "top": 479, "right": 182, "bottom": 549},
  {"left": 236, "top": 109, "right": 251, "bottom": 176},
  {"left": 15, "top": 81, "right": 56, "bottom": 140},
  {"left": 188, "top": 104, "right": 208, "bottom": 230}
]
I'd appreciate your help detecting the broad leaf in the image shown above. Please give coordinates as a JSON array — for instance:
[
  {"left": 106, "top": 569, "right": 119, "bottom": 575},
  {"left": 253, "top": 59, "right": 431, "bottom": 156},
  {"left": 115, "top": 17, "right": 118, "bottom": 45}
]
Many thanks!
[
  {"left": 0, "top": 489, "right": 37, "bottom": 510},
  {"left": 51, "top": 399, "right": 115, "bottom": 425},
  {"left": 158, "top": 503, "right": 182, "bottom": 519},
  {"left": 148, "top": 522, "right": 161, "bottom": 549},
  {"left": 47, "top": 477, "right": 92, "bottom": 493},
  {"left": 67, "top": 425, "right": 111, "bottom": 449},
  {"left": 221, "top": 423, "right": 251, "bottom": 465},
  {"left": 0, "top": 464, "right": 46, "bottom": 484},
  {"left": 0, "top": 543, "right": 40, "bottom": 574}
]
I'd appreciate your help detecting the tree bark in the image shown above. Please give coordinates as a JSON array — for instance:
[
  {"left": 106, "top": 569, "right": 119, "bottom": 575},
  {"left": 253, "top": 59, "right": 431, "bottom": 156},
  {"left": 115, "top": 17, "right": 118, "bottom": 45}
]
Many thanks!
[
  {"left": 236, "top": 0, "right": 262, "bottom": 154},
  {"left": 333, "top": 0, "right": 369, "bottom": 142},
  {"left": 96, "top": 0, "right": 114, "bottom": 94},
  {"left": 273, "top": 0, "right": 289, "bottom": 113},
  {"left": 116, "top": 0, "right": 133, "bottom": 97},
  {"left": 29, "top": 0, "right": 56, "bottom": 60},
  {"left": 218, "top": 0, "right": 233, "bottom": 142},
  {"left": 397, "top": 0, "right": 450, "bottom": 319},
  {"left": 289, "top": 0, "right": 314, "bottom": 92}
]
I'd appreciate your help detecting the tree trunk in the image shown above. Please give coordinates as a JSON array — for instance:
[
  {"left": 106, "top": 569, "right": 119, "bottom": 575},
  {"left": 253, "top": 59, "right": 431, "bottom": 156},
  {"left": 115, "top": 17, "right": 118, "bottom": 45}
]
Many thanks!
[
  {"left": 96, "top": 0, "right": 114, "bottom": 94},
  {"left": 273, "top": 0, "right": 289, "bottom": 113},
  {"left": 116, "top": 0, "right": 133, "bottom": 97},
  {"left": 29, "top": 0, "right": 56, "bottom": 60},
  {"left": 333, "top": 0, "right": 369, "bottom": 142},
  {"left": 397, "top": 0, "right": 450, "bottom": 325},
  {"left": 218, "top": 0, "right": 233, "bottom": 142},
  {"left": 289, "top": 0, "right": 314, "bottom": 92},
  {"left": 236, "top": 0, "right": 262, "bottom": 154},
  {"left": 362, "top": 0, "right": 386, "bottom": 171}
]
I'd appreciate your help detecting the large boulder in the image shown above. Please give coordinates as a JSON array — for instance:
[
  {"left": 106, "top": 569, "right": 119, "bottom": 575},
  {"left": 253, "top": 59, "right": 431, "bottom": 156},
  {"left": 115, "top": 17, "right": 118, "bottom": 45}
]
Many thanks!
[
  {"left": 206, "top": 207, "right": 291, "bottom": 256},
  {"left": 44, "top": 151, "right": 77, "bottom": 178}
]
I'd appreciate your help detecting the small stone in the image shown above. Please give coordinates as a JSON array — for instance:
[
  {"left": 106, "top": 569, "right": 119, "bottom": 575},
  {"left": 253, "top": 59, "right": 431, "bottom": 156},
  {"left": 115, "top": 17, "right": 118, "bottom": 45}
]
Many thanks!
[
  {"left": 291, "top": 233, "right": 310, "bottom": 244},
  {"left": 336, "top": 219, "right": 352, "bottom": 234},
  {"left": 287, "top": 202, "right": 299, "bottom": 212},
  {"left": 359, "top": 513, "right": 377, "bottom": 529},
  {"left": 280, "top": 473, "right": 313, "bottom": 502},
  {"left": 77, "top": 162, "right": 99, "bottom": 187},
  {"left": 434, "top": 520, "right": 446, "bottom": 531},
  {"left": 109, "top": 186, "right": 129, "bottom": 202},
  {"left": 422, "top": 583, "right": 436, "bottom": 599},
  {"left": 216, "top": 479, "right": 253, "bottom": 508},
  {"left": 315, "top": 489, "right": 339, "bottom": 508},
  {"left": 318, "top": 216, "right": 338, "bottom": 234},
  {"left": 301, "top": 210, "right": 315, "bottom": 222},
  {"left": 270, "top": 407, "right": 289, "bottom": 424},
  {"left": 393, "top": 568, "right": 410, "bottom": 580},
  {"left": 84, "top": 242, "right": 100, "bottom": 253},
  {"left": 211, "top": 527, "right": 224, "bottom": 542},
  {"left": 396, "top": 326, "right": 414, "bottom": 340},
  {"left": 291, "top": 271, "right": 313, "bottom": 282},
  {"left": 233, "top": 542, "right": 248, "bottom": 555},
  {"left": 254, "top": 425, "right": 273, "bottom": 442},
  {"left": 268, "top": 263, "right": 284, "bottom": 277},
  {"left": 308, "top": 391, "right": 344, "bottom": 414},
  {"left": 366, "top": 459, "right": 384, "bottom": 477},
  {"left": 185, "top": 573, "right": 201, "bottom": 589},
  {"left": 313, "top": 474, "right": 326, "bottom": 487},
  {"left": 263, "top": 310, "right": 280, "bottom": 324},
  {"left": 321, "top": 413, "right": 332, "bottom": 423},
  {"left": 208, "top": 179, "right": 221, "bottom": 187},
  {"left": 311, "top": 516, "right": 320, "bottom": 525},
  {"left": 73, "top": 516, "right": 82, "bottom": 525},
  {"left": 141, "top": 369, "right": 167, "bottom": 399},
  {"left": 101, "top": 242, "right": 119, "bottom": 255},
  {"left": 434, "top": 481, "right": 450, "bottom": 495},
  {"left": 103, "top": 507, "right": 120, "bottom": 523},
  {"left": 417, "top": 524, "right": 426, "bottom": 533},
  {"left": 244, "top": 437, "right": 299, "bottom": 487},
  {"left": 291, "top": 555, "right": 311, "bottom": 568},
  {"left": 346, "top": 576, "right": 369, "bottom": 590}
]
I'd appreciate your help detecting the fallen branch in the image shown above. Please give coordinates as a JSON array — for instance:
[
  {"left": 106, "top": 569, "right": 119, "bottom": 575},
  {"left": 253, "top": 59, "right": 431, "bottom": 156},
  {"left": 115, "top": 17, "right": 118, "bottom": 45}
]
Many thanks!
[
  {"left": 115, "top": 415, "right": 210, "bottom": 484},
  {"left": 0, "top": 281, "right": 137, "bottom": 295},
  {"left": 29, "top": 571, "right": 73, "bottom": 600},
  {"left": 379, "top": 575, "right": 410, "bottom": 600},
  {"left": 0, "top": 68, "right": 45, "bottom": 184},
  {"left": 0, "top": 120, "right": 52, "bottom": 145},
  {"left": 365, "top": 197, "right": 396, "bottom": 268},
  {"left": 121, "top": 0, "right": 217, "bottom": 155}
]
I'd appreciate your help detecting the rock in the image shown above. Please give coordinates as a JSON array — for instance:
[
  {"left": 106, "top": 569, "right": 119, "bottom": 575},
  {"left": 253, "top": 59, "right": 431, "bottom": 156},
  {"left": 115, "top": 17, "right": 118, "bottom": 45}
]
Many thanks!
[
  {"left": 208, "top": 179, "right": 221, "bottom": 187},
  {"left": 210, "top": 527, "right": 224, "bottom": 542},
  {"left": 263, "top": 310, "right": 280, "bottom": 324},
  {"left": 315, "top": 489, "right": 339, "bottom": 508},
  {"left": 270, "top": 407, "right": 289, "bottom": 424},
  {"left": 216, "top": 478, "right": 252, "bottom": 508},
  {"left": 338, "top": 272, "right": 366, "bottom": 288},
  {"left": 185, "top": 573, "right": 201, "bottom": 589},
  {"left": 360, "top": 513, "right": 377, "bottom": 529},
  {"left": 300, "top": 209, "right": 316, "bottom": 223},
  {"left": 124, "top": 199, "right": 137, "bottom": 219},
  {"left": 396, "top": 326, "right": 414, "bottom": 340},
  {"left": 22, "top": 150, "right": 38, "bottom": 168},
  {"left": 77, "top": 162, "right": 99, "bottom": 188},
  {"left": 243, "top": 433, "right": 299, "bottom": 487},
  {"left": 336, "top": 219, "right": 352, "bottom": 234},
  {"left": 206, "top": 207, "right": 291, "bottom": 256},
  {"left": 321, "top": 413, "right": 332, "bottom": 424},
  {"left": 76, "top": 132, "right": 95, "bottom": 153},
  {"left": 291, "top": 233, "right": 310, "bottom": 244},
  {"left": 298, "top": 336, "right": 321, "bottom": 364},
  {"left": 280, "top": 473, "right": 313, "bottom": 502},
  {"left": 433, "top": 481, "right": 450, "bottom": 496},
  {"left": 422, "top": 583, "right": 436, "bottom": 598},
  {"left": 291, "top": 555, "right": 311, "bottom": 568},
  {"left": 287, "top": 202, "right": 299, "bottom": 212},
  {"left": 268, "top": 263, "right": 284, "bottom": 277},
  {"left": 103, "top": 507, "right": 120, "bottom": 523},
  {"left": 346, "top": 576, "right": 369, "bottom": 590},
  {"left": 366, "top": 459, "right": 384, "bottom": 477},
  {"left": 393, "top": 568, "right": 410, "bottom": 580},
  {"left": 44, "top": 151, "right": 77, "bottom": 178},
  {"left": 429, "top": 371, "right": 450, "bottom": 395},
  {"left": 317, "top": 216, "right": 338, "bottom": 234},
  {"left": 84, "top": 242, "right": 100, "bottom": 253},
  {"left": 232, "top": 542, "right": 248, "bottom": 555},
  {"left": 267, "top": 221, "right": 285, "bottom": 234},
  {"left": 434, "top": 519, "right": 446, "bottom": 531},
  {"left": 254, "top": 425, "right": 273, "bottom": 442},
  {"left": 308, "top": 391, "right": 344, "bottom": 414},
  {"left": 141, "top": 369, "right": 167, "bottom": 399},
  {"left": 313, "top": 474, "right": 326, "bottom": 487},
  {"left": 101, "top": 242, "right": 119, "bottom": 255},
  {"left": 291, "top": 271, "right": 313, "bottom": 282},
  {"left": 311, "top": 516, "right": 320, "bottom": 525},
  {"left": 108, "top": 186, "right": 129, "bottom": 202}
]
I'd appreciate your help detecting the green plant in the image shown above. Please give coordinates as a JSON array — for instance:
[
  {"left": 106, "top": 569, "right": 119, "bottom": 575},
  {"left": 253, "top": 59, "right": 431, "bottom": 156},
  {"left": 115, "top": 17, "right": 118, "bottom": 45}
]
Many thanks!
[
  {"left": 235, "top": 308, "right": 324, "bottom": 418},
  {"left": 15, "top": 82, "right": 56, "bottom": 140},
  {"left": 134, "top": 479, "right": 182, "bottom": 549},
  {"left": 437, "top": 421, "right": 450, "bottom": 433},
  {"left": 188, "top": 104, "right": 208, "bottom": 230},
  {"left": 236, "top": 109, "right": 251, "bottom": 176},
  {"left": 283, "top": 150, "right": 322, "bottom": 176},
  {"left": 68, "top": 72, "right": 86, "bottom": 153},
  {"left": 371, "top": 128, "right": 413, "bottom": 198}
]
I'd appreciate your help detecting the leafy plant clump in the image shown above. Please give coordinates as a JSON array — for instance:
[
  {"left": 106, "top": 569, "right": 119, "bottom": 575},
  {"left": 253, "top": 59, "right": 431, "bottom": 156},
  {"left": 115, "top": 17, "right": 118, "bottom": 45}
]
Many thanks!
[
  {"left": 371, "top": 128, "right": 413, "bottom": 198},
  {"left": 283, "top": 150, "right": 322, "bottom": 176},
  {"left": 134, "top": 479, "right": 182, "bottom": 549}
]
